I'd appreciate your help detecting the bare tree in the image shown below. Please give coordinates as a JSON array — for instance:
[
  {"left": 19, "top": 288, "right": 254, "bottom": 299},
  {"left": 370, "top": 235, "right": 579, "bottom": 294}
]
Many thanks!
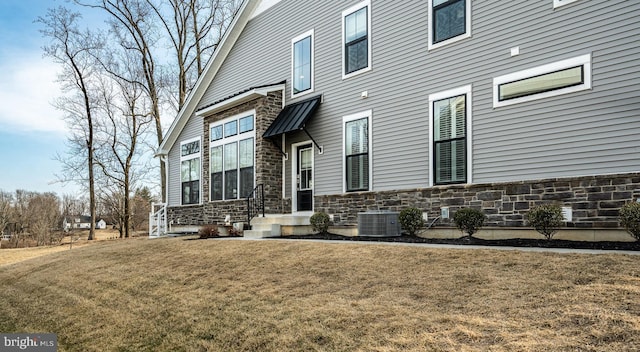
[
  {"left": 0, "top": 191, "right": 12, "bottom": 238},
  {"left": 61, "top": 193, "right": 88, "bottom": 219},
  {"left": 39, "top": 7, "right": 103, "bottom": 240},
  {"left": 148, "top": 0, "right": 240, "bottom": 108},
  {"left": 10, "top": 190, "right": 36, "bottom": 247},
  {"left": 27, "top": 193, "right": 62, "bottom": 246},
  {"left": 74, "top": 0, "right": 241, "bottom": 202},
  {"left": 131, "top": 186, "right": 153, "bottom": 232},
  {"left": 93, "top": 57, "right": 154, "bottom": 238},
  {"left": 74, "top": 0, "right": 167, "bottom": 201},
  {"left": 99, "top": 186, "right": 126, "bottom": 237}
]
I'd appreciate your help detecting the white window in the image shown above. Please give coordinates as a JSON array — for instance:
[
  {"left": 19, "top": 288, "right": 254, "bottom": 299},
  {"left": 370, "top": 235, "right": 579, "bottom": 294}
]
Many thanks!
[
  {"left": 428, "top": 0, "right": 471, "bottom": 50},
  {"left": 554, "top": 0, "right": 581, "bottom": 8},
  {"left": 343, "top": 110, "right": 372, "bottom": 192},
  {"left": 342, "top": 0, "right": 372, "bottom": 79},
  {"left": 429, "top": 85, "right": 472, "bottom": 186},
  {"left": 210, "top": 112, "right": 255, "bottom": 201},
  {"left": 493, "top": 54, "right": 592, "bottom": 108},
  {"left": 291, "top": 30, "right": 314, "bottom": 98},
  {"left": 180, "top": 137, "right": 201, "bottom": 205}
]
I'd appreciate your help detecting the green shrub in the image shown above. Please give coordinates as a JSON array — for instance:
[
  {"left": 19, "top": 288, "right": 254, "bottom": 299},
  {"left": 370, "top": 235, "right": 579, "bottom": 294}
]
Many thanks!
[
  {"left": 399, "top": 207, "right": 425, "bottom": 236},
  {"left": 527, "top": 204, "right": 564, "bottom": 240},
  {"left": 310, "top": 212, "right": 331, "bottom": 234},
  {"left": 619, "top": 202, "right": 640, "bottom": 241},
  {"left": 452, "top": 208, "right": 486, "bottom": 238}
]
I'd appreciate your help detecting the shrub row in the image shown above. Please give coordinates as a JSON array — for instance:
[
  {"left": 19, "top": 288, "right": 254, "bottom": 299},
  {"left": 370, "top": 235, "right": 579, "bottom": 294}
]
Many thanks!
[{"left": 309, "top": 202, "right": 640, "bottom": 241}]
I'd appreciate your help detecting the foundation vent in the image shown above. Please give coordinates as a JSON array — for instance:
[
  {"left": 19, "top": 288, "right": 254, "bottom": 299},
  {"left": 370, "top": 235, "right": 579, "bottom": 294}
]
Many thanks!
[{"left": 358, "top": 211, "right": 401, "bottom": 237}]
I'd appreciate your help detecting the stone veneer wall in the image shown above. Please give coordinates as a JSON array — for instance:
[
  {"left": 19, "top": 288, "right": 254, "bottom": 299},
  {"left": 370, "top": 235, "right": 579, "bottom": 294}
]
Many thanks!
[
  {"left": 168, "top": 91, "right": 287, "bottom": 226},
  {"left": 314, "top": 173, "right": 640, "bottom": 228}
]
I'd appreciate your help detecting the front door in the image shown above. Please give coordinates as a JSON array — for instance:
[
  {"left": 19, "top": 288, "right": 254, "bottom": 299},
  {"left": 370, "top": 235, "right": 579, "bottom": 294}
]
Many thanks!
[{"left": 296, "top": 144, "right": 313, "bottom": 212}]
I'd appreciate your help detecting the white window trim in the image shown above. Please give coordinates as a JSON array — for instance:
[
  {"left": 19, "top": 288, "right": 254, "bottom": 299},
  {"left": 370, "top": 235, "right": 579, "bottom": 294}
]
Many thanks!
[
  {"left": 428, "top": 85, "right": 473, "bottom": 187},
  {"left": 342, "top": 109, "right": 373, "bottom": 193},
  {"left": 341, "top": 0, "right": 372, "bottom": 80},
  {"left": 427, "top": 0, "right": 471, "bottom": 51},
  {"left": 180, "top": 136, "right": 202, "bottom": 205},
  {"left": 493, "top": 53, "right": 592, "bottom": 108},
  {"left": 291, "top": 29, "right": 315, "bottom": 99},
  {"left": 209, "top": 110, "right": 256, "bottom": 201},
  {"left": 553, "top": 0, "right": 581, "bottom": 8}
]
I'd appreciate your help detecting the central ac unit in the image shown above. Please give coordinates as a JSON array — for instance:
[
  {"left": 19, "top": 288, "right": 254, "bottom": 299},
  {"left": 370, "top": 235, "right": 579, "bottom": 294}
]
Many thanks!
[{"left": 357, "top": 211, "right": 401, "bottom": 237}]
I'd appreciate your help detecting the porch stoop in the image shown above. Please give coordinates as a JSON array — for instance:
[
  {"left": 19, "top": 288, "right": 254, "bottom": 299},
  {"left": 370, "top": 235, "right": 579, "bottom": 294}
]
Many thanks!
[{"left": 244, "top": 214, "right": 312, "bottom": 238}]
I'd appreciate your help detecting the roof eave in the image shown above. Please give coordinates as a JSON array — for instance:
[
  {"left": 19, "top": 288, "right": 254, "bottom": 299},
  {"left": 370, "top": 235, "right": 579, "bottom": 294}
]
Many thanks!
[{"left": 195, "top": 83, "right": 285, "bottom": 118}]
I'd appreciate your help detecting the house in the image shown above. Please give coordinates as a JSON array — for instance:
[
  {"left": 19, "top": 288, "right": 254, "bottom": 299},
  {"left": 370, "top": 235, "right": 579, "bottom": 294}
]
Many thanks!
[
  {"left": 63, "top": 216, "right": 106, "bottom": 230},
  {"left": 155, "top": 0, "right": 640, "bottom": 238}
]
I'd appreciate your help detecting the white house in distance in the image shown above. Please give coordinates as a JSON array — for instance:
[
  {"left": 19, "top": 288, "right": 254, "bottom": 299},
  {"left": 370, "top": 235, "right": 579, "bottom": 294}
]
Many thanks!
[
  {"left": 154, "top": 0, "right": 640, "bottom": 239},
  {"left": 63, "top": 216, "right": 107, "bottom": 231}
]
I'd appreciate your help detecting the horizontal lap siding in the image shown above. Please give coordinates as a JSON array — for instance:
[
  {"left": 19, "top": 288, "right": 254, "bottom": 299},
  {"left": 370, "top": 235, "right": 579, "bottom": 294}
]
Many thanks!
[
  {"left": 187, "top": 0, "right": 639, "bottom": 199},
  {"left": 472, "top": 0, "right": 640, "bottom": 183}
]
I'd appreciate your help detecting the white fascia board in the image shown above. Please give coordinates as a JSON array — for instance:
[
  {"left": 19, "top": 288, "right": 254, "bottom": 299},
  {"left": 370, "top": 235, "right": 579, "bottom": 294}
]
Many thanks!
[
  {"left": 196, "top": 84, "right": 286, "bottom": 118},
  {"left": 157, "top": 0, "right": 261, "bottom": 155}
]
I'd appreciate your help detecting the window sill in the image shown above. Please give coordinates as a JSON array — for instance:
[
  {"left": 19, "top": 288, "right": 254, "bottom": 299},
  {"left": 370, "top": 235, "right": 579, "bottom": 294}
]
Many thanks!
[
  {"left": 342, "top": 66, "right": 372, "bottom": 80},
  {"left": 292, "top": 88, "right": 315, "bottom": 99},
  {"left": 428, "top": 32, "right": 471, "bottom": 51}
]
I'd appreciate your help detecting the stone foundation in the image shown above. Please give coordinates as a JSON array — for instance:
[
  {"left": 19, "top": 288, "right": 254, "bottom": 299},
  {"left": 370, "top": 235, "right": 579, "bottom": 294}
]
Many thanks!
[
  {"left": 314, "top": 173, "right": 640, "bottom": 229},
  {"left": 167, "top": 197, "right": 293, "bottom": 227},
  {"left": 168, "top": 173, "right": 640, "bottom": 233}
]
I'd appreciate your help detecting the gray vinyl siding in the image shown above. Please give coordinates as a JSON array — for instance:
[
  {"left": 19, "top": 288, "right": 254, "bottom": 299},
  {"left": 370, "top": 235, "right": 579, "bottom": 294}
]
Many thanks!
[
  {"left": 187, "top": 0, "right": 639, "bottom": 198},
  {"left": 167, "top": 115, "right": 203, "bottom": 206}
]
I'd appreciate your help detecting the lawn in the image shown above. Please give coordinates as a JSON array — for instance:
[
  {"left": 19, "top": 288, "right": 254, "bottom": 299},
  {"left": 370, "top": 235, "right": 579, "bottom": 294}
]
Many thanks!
[{"left": 0, "top": 237, "right": 639, "bottom": 351}]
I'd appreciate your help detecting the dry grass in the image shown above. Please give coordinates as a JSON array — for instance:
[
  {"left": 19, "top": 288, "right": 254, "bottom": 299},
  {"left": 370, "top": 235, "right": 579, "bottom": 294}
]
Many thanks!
[
  {"left": 0, "top": 237, "right": 639, "bottom": 351},
  {"left": 0, "top": 230, "right": 124, "bottom": 267}
]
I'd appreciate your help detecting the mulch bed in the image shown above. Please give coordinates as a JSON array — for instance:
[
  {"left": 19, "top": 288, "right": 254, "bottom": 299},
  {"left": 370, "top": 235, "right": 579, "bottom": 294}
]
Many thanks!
[{"left": 280, "top": 233, "right": 640, "bottom": 251}]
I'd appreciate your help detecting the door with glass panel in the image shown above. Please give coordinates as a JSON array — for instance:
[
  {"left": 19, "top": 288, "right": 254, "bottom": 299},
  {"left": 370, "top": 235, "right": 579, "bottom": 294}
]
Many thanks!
[{"left": 296, "top": 144, "right": 313, "bottom": 212}]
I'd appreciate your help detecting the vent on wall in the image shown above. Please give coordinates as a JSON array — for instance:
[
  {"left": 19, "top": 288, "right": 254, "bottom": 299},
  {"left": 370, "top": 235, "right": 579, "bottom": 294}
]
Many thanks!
[{"left": 357, "top": 211, "right": 401, "bottom": 237}]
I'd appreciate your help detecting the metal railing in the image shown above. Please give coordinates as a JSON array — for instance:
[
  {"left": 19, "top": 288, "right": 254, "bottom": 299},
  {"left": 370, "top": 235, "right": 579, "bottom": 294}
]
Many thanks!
[
  {"left": 149, "top": 202, "right": 167, "bottom": 238},
  {"left": 247, "top": 184, "right": 265, "bottom": 228}
]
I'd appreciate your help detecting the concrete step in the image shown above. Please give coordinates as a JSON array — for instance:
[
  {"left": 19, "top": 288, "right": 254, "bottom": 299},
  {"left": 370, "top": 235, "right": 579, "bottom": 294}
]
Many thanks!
[
  {"left": 244, "top": 223, "right": 281, "bottom": 238},
  {"left": 245, "top": 214, "right": 312, "bottom": 238},
  {"left": 250, "top": 214, "right": 311, "bottom": 226}
]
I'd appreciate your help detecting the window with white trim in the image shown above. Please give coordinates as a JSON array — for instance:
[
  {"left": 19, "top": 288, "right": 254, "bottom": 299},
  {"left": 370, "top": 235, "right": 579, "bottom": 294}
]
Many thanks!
[
  {"left": 428, "top": 0, "right": 471, "bottom": 50},
  {"left": 343, "top": 110, "right": 371, "bottom": 192},
  {"left": 292, "top": 30, "right": 314, "bottom": 97},
  {"left": 342, "top": 0, "right": 371, "bottom": 79},
  {"left": 493, "top": 54, "right": 592, "bottom": 107},
  {"left": 429, "top": 86, "right": 472, "bottom": 186},
  {"left": 180, "top": 138, "right": 201, "bottom": 205},
  {"left": 210, "top": 113, "right": 255, "bottom": 201}
]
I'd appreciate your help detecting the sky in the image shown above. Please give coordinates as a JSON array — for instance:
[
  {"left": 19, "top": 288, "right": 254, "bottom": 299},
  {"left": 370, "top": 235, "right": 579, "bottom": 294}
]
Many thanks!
[{"left": 0, "top": 0, "right": 106, "bottom": 196}]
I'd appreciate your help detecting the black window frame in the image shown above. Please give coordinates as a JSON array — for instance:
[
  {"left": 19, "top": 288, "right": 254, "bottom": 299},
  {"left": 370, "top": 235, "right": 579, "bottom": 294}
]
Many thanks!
[
  {"left": 433, "top": 94, "right": 467, "bottom": 185},
  {"left": 345, "top": 117, "right": 369, "bottom": 192},
  {"left": 180, "top": 158, "right": 200, "bottom": 205},
  {"left": 432, "top": 0, "right": 467, "bottom": 44},
  {"left": 209, "top": 115, "right": 255, "bottom": 202},
  {"left": 344, "top": 6, "right": 369, "bottom": 75}
]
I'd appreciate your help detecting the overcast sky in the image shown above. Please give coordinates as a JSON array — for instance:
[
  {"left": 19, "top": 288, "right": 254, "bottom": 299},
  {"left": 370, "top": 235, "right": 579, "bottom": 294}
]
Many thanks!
[{"left": 0, "top": 0, "right": 106, "bottom": 196}]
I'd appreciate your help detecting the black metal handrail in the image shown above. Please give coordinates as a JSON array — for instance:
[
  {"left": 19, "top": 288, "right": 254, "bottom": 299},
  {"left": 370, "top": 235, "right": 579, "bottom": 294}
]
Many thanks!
[{"left": 247, "top": 184, "right": 265, "bottom": 228}]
